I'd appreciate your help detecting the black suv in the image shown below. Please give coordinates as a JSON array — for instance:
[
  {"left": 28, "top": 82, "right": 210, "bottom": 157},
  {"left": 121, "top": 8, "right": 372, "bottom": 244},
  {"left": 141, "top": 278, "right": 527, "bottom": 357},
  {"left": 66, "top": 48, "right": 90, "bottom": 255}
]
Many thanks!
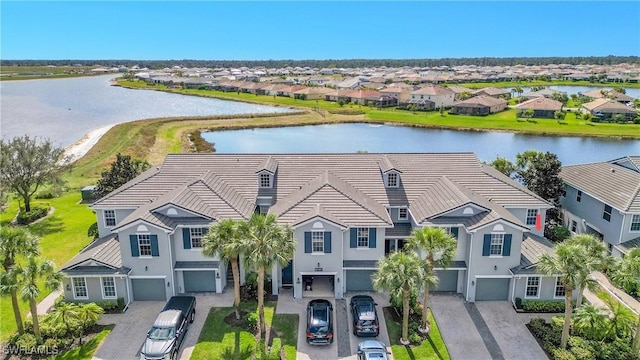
[
  {"left": 306, "top": 299, "right": 334, "bottom": 345},
  {"left": 350, "top": 295, "right": 379, "bottom": 337}
]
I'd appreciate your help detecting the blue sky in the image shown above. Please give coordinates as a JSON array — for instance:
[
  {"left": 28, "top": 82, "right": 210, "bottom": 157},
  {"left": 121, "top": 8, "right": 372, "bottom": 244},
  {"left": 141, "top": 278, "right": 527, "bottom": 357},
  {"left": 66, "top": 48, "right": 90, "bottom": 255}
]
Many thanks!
[{"left": 1, "top": 1, "right": 638, "bottom": 60}]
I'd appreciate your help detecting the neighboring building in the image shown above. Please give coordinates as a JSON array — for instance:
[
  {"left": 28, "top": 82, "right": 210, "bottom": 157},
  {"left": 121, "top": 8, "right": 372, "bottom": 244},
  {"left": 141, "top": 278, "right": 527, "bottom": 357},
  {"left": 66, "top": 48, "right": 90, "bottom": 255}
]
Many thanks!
[
  {"left": 446, "top": 85, "right": 475, "bottom": 100},
  {"left": 409, "top": 85, "right": 455, "bottom": 108},
  {"left": 61, "top": 153, "right": 552, "bottom": 305},
  {"left": 293, "top": 87, "right": 333, "bottom": 101},
  {"left": 472, "top": 87, "right": 511, "bottom": 99},
  {"left": 520, "top": 88, "right": 566, "bottom": 100},
  {"left": 516, "top": 97, "right": 564, "bottom": 118},
  {"left": 582, "top": 98, "right": 637, "bottom": 121},
  {"left": 379, "top": 86, "right": 411, "bottom": 103},
  {"left": 449, "top": 95, "right": 508, "bottom": 116},
  {"left": 581, "top": 89, "right": 635, "bottom": 104},
  {"left": 559, "top": 156, "right": 640, "bottom": 257}
]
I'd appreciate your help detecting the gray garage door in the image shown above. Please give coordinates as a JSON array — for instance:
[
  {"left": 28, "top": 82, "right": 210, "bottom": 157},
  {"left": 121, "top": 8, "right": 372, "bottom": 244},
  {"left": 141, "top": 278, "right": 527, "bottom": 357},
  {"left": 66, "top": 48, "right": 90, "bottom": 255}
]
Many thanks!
[
  {"left": 131, "top": 278, "right": 166, "bottom": 301},
  {"left": 433, "top": 270, "right": 458, "bottom": 292},
  {"left": 346, "top": 270, "right": 375, "bottom": 291},
  {"left": 476, "top": 278, "right": 510, "bottom": 301},
  {"left": 183, "top": 271, "right": 216, "bottom": 292}
]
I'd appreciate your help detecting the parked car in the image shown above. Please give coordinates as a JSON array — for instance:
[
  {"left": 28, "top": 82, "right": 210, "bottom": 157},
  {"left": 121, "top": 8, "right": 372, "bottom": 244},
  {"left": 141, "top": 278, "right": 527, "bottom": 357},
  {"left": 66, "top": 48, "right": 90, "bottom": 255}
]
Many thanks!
[
  {"left": 306, "top": 299, "right": 334, "bottom": 345},
  {"left": 350, "top": 295, "right": 379, "bottom": 337},
  {"left": 141, "top": 296, "right": 196, "bottom": 360},
  {"left": 356, "top": 340, "right": 390, "bottom": 360}
]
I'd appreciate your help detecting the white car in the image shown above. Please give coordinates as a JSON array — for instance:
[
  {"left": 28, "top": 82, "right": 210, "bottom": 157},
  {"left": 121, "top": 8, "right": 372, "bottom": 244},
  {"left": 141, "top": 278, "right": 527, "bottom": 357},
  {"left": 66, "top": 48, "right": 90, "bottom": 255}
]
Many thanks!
[{"left": 357, "top": 340, "right": 390, "bottom": 360}]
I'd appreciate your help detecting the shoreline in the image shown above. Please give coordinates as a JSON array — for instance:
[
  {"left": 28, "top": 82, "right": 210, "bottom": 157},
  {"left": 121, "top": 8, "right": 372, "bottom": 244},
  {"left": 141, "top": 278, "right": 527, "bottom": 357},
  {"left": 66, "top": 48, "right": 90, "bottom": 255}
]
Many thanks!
[{"left": 62, "top": 124, "right": 115, "bottom": 164}]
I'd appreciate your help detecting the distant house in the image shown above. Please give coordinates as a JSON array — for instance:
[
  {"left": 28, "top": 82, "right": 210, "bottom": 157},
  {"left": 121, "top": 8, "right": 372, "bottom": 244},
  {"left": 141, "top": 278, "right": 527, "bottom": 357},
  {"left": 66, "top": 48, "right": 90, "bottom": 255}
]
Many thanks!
[
  {"left": 521, "top": 88, "right": 566, "bottom": 100},
  {"left": 446, "top": 85, "right": 475, "bottom": 100},
  {"left": 346, "top": 89, "right": 382, "bottom": 105},
  {"left": 398, "top": 98, "right": 435, "bottom": 111},
  {"left": 472, "top": 87, "right": 511, "bottom": 99},
  {"left": 293, "top": 87, "right": 333, "bottom": 101},
  {"left": 581, "top": 89, "right": 635, "bottom": 104},
  {"left": 379, "top": 86, "right": 412, "bottom": 103},
  {"left": 450, "top": 95, "right": 508, "bottom": 116},
  {"left": 516, "top": 98, "right": 564, "bottom": 118},
  {"left": 582, "top": 99, "right": 637, "bottom": 121},
  {"left": 306, "top": 76, "right": 330, "bottom": 86},
  {"left": 409, "top": 85, "right": 455, "bottom": 108},
  {"left": 369, "top": 96, "right": 398, "bottom": 108}
]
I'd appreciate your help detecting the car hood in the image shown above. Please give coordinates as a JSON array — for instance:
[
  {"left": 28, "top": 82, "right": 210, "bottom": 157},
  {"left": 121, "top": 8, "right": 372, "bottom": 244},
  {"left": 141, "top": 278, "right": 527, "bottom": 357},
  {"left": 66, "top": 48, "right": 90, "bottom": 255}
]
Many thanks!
[{"left": 141, "top": 338, "right": 174, "bottom": 357}]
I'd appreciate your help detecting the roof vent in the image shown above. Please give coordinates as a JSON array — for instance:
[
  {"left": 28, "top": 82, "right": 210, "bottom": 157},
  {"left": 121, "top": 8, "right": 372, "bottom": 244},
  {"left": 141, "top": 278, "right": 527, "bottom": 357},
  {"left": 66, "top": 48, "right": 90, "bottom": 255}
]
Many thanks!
[{"left": 611, "top": 168, "right": 615, "bottom": 173}]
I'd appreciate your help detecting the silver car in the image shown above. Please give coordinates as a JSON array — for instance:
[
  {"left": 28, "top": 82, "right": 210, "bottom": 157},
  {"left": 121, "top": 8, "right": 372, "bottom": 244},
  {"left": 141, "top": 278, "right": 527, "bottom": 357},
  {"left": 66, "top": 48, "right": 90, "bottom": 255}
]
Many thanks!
[{"left": 357, "top": 340, "right": 390, "bottom": 360}]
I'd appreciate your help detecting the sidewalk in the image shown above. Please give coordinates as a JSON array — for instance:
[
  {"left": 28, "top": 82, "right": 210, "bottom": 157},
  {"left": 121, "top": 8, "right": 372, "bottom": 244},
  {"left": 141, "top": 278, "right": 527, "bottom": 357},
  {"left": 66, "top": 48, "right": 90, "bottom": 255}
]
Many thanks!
[
  {"left": 27, "top": 289, "right": 62, "bottom": 317},
  {"left": 590, "top": 271, "right": 640, "bottom": 315}
]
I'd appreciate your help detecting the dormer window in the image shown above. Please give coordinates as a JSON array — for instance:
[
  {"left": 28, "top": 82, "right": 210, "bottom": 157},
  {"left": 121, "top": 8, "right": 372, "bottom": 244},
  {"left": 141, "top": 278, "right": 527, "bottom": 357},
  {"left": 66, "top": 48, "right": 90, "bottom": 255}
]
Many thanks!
[
  {"left": 259, "top": 173, "right": 272, "bottom": 188},
  {"left": 398, "top": 208, "right": 408, "bottom": 220},
  {"left": 386, "top": 172, "right": 399, "bottom": 188}
]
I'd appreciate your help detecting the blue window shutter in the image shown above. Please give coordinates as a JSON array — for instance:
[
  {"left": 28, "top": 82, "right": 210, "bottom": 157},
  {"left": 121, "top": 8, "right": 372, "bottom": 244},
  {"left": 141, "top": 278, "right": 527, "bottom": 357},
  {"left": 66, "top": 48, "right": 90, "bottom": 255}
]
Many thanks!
[
  {"left": 350, "top": 228, "right": 357, "bottom": 248},
  {"left": 369, "top": 228, "right": 377, "bottom": 248},
  {"left": 182, "top": 228, "right": 191, "bottom": 249},
  {"left": 304, "top": 232, "right": 311, "bottom": 253},
  {"left": 482, "top": 234, "right": 491, "bottom": 256},
  {"left": 151, "top": 235, "right": 159, "bottom": 257},
  {"left": 130, "top": 235, "right": 139, "bottom": 257},
  {"left": 324, "top": 232, "right": 332, "bottom": 253},
  {"left": 451, "top": 227, "right": 459, "bottom": 239},
  {"left": 503, "top": 234, "right": 512, "bottom": 256}
]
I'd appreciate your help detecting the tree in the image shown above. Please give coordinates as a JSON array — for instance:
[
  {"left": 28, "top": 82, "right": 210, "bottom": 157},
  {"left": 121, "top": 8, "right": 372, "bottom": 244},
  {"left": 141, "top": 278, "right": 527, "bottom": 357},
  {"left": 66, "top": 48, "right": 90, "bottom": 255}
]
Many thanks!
[
  {"left": 567, "top": 234, "right": 610, "bottom": 308},
  {"left": 18, "top": 256, "right": 64, "bottom": 341},
  {"left": 458, "top": 91, "right": 472, "bottom": 101},
  {"left": 0, "top": 226, "right": 40, "bottom": 334},
  {"left": 490, "top": 156, "right": 516, "bottom": 177},
  {"left": 613, "top": 86, "right": 626, "bottom": 94},
  {"left": 511, "top": 86, "right": 523, "bottom": 98},
  {"left": 537, "top": 241, "right": 589, "bottom": 349},
  {"left": 613, "top": 114, "right": 625, "bottom": 123},
  {"left": 523, "top": 108, "right": 534, "bottom": 120},
  {"left": 554, "top": 110, "right": 566, "bottom": 120},
  {"left": 551, "top": 92, "right": 569, "bottom": 104},
  {"left": 407, "top": 227, "right": 457, "bottom": 333},
  {"left": 203, "top": 219, "right": 246, "bottom": 320},
  {"left": 603, "top": 297, "right": 634, "bottom": 341},
  {"left": 76, "top": 303, "right": 104, "bottom": 344},
  {"left": 613, "top": 248, "right": 640, "bottom": 353},
  {"left": 574, "top": 303, "right": 607, "bottom": 340},
  {"left": 373, "top": 250, "right": 427, "bottom": 344},
  {"left": 0, "top": 135, "right": 68, "bottom": 212},
  {"left": 242, "top": 213, "right": 295, "bottom": 348},
  {"left": 94, "top": 153, "right": 151, "bottom": 198}
]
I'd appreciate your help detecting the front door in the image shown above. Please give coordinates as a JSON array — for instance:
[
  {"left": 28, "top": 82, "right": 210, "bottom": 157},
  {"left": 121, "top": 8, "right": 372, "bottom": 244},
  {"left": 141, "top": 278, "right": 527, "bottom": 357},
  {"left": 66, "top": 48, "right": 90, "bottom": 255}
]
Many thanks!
[{"left": 282, "top": 262, "right": 293, "bottom": 286}]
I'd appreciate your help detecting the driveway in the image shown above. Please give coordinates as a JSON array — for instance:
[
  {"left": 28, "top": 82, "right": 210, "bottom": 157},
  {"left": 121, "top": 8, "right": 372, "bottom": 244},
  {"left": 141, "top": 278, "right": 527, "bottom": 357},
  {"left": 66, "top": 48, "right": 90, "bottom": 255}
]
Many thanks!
[
  {"left": 344, "top": 293, "right": 393, "bottom": 360},
  {"left": 475, "top": 302, "right": 547, "bottom": 360},
  {"left": 93, "top": 292, "right": 234, "bottom": 360}
]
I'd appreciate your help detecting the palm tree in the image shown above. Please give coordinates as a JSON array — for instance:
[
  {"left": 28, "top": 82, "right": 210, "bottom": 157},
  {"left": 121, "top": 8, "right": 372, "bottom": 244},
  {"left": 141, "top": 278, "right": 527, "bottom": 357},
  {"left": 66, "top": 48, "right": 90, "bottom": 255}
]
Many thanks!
[
  {"left": 603, "top": 297, "right": 634, "bottom": 341},
  {"left": 567, "top": 234, "right": 610, "bottom": 308},
  {"left": 373, "top": 250, "right": 428, "bottom": 344},
  {"left": 47, "top": 302, "right": 80, "bottom": 340},
  {"left": 0, "top": 226, "right": 40, "bottom": 334},
  {"left": 407, "top": 227, "right": 457, "bottom": 333},
  {"left": 76, "top": 303, "right": 104, "bottom": 344},
  {"left": 537, "top": 241, "right": 589, "bottom": 349},
  {"left": 19, "top": 256, "right": 64, "bottom": 341},
  {"left": 242, "top": 213, "right": 295, "bottom": 346},
  {"left": 574, "top": 303, "right": 607, "bottom": 340},
  {"left": 203, "top": 218, "right": 246, "bottom": 320},
  {"left": 614, "top": 248, "right": 640, "bottom": 353}
]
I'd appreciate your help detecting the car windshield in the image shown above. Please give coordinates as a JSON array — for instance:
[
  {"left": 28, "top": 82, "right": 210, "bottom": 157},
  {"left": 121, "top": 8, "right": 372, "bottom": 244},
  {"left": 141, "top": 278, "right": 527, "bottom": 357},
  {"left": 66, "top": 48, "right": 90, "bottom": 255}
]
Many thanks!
[
  {"left": 148, "top": 326, "right": 175, "bottom": 340},
  {"left": 310, "top": 308, "right": 329, "bottom": 333},
  {"left": 359, "top": 320, "right": 376, "bottom": 326},
  {"left": 365, "top": 352, "right": 386, "bottom": 359}
]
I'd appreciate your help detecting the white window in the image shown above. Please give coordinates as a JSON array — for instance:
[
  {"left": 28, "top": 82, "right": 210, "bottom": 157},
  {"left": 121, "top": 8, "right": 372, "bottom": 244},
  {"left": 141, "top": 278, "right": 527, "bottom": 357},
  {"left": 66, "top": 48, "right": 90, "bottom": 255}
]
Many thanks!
[
  {"left": 603, "top": 204, "right": 612, "bottom": 222},
  {"left": 259, "top": 173, "right": 271, "bottom": 188},
  {"left": 138, "top": 234, "right": 152, "bottom": 256},
  {"left": 526, "top": 209, "right": 538, "bottom": 226},
  {"left": 576, "top": 190, "right": 582, "bottom": 202},
  {"left": 398, "top": 208, "right": 408, "bottom": 220},
  {"left": 73, "top": 277, "right": 88, "bottom": 299},
  {"left": 311, "top": 231, "right": 324, "bottom": 253},
  {"left": 571, "top": 220, "right": 577, "bottom": 233},
  {"left": 104, "top": 210, "right": 116, "bottom": 227},
  {"left": 357, "top": 228, "right": 369, "bottom": 247},
  {"left": 490, "top": 233, "right": 504, "bottom": 256},
  {"left": 631, "top": 215, "right": 640, "bottom": 232},
  {"left": 190, "top": 228, "right": 204, "bottom": 248},
  {"left": 526, "top": 276, "right": 540, "bottom": 298},
  {"left": 386, "top": 173, "right": 398, "bottom": 187},
  {"left": 554, "top": 277, "right": 565, "bottom": 298},
  {"left": 101, "top": 277, "right": 116, "bottom": 298}
]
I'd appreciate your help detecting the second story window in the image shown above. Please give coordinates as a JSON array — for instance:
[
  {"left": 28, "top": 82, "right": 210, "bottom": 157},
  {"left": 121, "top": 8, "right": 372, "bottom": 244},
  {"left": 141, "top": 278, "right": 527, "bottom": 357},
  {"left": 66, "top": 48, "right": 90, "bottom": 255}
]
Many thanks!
[
  {"left": 526, "top": 209, "right": 538, "bottom": 226},
  {"left": 603, "top": 204, "right": 612, "bottom": 222},
  {"left": 259, "top": 173, "right": 271, "bottom": 188},
  {"left": 104, "top": 210, "right": 116, "bottom": 227},
  {"left": 571, "top": 220, "right": 577, "bottom": 233},
  {"left": 386, "top": 173, "right": 398, "bottom": 188},
  {"left": 576, "top": 190, "right": 582, "bottom": 202},
  {"left": 631, "top": 215, "right": 640, "bottom": 232},
  {"left": 398, "top": 208, "right": 408, "bottom": 220},
  {"left": 138, "top": 234, "right": 152, "bottom": 256},
  {"left": 357, "top": 228, "right": 369, "bottom": 247},
  {"left": 311, "top": 231, "right": 324, "bottom": 253},
  {"left": 190, "top": 228, "right": 204, "bottom": 248},
  {"left": 490, "top": 233, "right": 504, "bottom": 256}
]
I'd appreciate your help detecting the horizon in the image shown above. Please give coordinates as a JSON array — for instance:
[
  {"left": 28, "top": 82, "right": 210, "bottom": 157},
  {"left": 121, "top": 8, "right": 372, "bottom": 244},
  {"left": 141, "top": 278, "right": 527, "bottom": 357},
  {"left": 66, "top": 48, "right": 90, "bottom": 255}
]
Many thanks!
[{"left": 1, "top": 1, "right": 638, "bottom": 60}]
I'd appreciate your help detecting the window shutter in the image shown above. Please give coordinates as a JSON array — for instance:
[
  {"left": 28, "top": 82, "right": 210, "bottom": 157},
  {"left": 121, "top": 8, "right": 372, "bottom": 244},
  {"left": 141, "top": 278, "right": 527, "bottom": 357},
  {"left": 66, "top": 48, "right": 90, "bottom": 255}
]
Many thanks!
[
  {"left": 482, "top": 234, "right": 491, "bottom": 256},
  {"left": 503, "top": 234, "right": 512, "bottom": 256},
  {"left": 324, "top": 232, "right": 332, "bottom": 253},
  {"left": 151, "top": 235, "right": 159, "bottom": 257},
  {"left": 183, "top": 228, "right": 191, "bottom": 249},
  {"left": 369, "top": 228, "right": 377, "bottom": 248},
  {"left": 130, "top": 235, "right": 139, "bottom": 257},
  {"left": 451, "top": 227, "right": 459, "bottom": 239},
  {"left": 304, "top": 232, "right": 311, "bottom": 253},
  {"left": 350, "top": 228, "right": 357, "bottom": 248}
]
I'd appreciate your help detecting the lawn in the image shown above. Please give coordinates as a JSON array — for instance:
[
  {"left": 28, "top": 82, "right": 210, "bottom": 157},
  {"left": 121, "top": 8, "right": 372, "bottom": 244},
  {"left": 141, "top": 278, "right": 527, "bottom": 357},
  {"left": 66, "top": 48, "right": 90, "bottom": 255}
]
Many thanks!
[
  {"left": 52, "top": 325, "right": 113, "bottom": 360},
  {"left": 383, "top": 307, "right": 450, "bottom": 360},
  {"left": 190, "top": 301, "right": 298, "bottom": 360}
]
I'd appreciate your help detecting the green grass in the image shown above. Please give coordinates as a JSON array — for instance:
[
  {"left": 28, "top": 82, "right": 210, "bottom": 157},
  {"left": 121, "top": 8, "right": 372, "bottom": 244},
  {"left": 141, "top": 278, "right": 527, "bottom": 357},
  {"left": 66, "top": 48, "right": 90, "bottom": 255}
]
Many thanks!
[
  {"left": 0, "top": 193, "right": 96, "bottom": 341},
  {"left": 52, "top": 325, "right": 113, "bottom": 360},
  {"left": 190, "top": 301, "right": 298, "bottom": 360},
  {"left": 383, "top": 308, "right": 450, "bottom": 360}
]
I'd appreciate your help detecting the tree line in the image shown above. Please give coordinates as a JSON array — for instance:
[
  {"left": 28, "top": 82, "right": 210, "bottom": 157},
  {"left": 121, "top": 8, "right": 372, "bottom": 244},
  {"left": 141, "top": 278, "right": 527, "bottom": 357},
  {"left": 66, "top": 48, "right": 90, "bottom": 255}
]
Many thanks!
[{"left": 2, "top": 55, "right": 639, "bottom": 69}]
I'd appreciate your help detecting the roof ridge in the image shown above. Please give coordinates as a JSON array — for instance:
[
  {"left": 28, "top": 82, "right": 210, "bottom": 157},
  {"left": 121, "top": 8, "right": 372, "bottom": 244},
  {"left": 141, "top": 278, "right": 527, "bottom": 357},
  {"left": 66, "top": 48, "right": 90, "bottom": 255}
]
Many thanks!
[
  {"left": 480, "top": 164, "right": 551, "bottom": 206},
  {"left": 197, "top": 174, "right": 251, "bottom": 219},
  {"left": 92, "top": 166, "right": 161, "bottom": 206},
  {"left": 324, "top": 172, "right": 392, "bottom": 225}
]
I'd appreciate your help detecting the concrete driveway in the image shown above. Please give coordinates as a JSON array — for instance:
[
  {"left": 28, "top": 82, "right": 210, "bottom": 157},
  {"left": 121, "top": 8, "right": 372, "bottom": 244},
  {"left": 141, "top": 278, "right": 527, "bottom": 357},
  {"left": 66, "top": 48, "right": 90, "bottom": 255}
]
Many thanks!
[
  {"left": 345, "top": 293, "right": 393, "bottom": 360},
  {"left": 93, "top": 292, "right": 234, "bottom": 360}
]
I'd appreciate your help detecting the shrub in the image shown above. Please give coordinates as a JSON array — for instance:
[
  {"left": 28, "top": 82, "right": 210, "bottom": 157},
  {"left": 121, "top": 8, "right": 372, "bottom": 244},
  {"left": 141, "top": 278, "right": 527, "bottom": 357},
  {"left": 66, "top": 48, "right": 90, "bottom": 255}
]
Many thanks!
[
  {"left": 16, "top": 203, "right": 50, "bottom": 224},
  {"left": 552, "top": 347, "right": 577, "bottom": 360},
  {"left": 522, "top": 300, "right": 569, "bottom": 313},
  {"left": 409, "top": 332, "right": 422, "bottom": 345},
  {"left": 14, "top": 333, "right": 37, "bottom": 350},
  {"left": 268, "top": 338, "right": 282, "bottom": 360},
  {"left": 515, "top": 297, "right": 523, "bottom": 309},
  {"left": 95, "top": 300, "right": 123, "bottom": 313},
  {"left": 568, "top": 336, "right": 595, "bottom": 360},
  {"left": 246, "top": 311, "right": 258, "bottom": 331},
  {"left": 599, "top": 340, "right": 634, "bottom": 360}
]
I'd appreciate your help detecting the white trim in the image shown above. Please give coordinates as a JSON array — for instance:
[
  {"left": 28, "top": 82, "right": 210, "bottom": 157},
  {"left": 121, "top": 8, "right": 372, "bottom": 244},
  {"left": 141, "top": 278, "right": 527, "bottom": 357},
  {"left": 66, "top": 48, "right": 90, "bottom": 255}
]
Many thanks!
[
  {"left": 398, "top": 207, "right": 408, "bottom": 221},
  {"left": 129, "top": 275, "right": 167, "bottom": 279},
  {"left": 433, "top": 267, "right": 467, "bottom": 271},
  {"left": 630, "top": 214, "right": 640, "bottom": 232},
  {"left": 553, "top": 276, "right": 566, "bottom": 299},
  {"left": 293, "top": 216, "right": 347, "bottom": 230},
  {"left": 474, "top": 275, "right": 513, "bottom": 279},
  {"left": 152, "top": 203, "right": 213, "bottom": 220},
  {"left": 174, "top": 268, "right": 217, "bottom": 271},
  {"left": 469, "top": 218, "right": 529, "bottom": 233},
  {"left": 100, "top": 276, "right": 117, "bottom": 299},
  {"left": 299, "top": 271, "right": 337, "bottom": 276},
  {"left": 385, "top": 172, "right": 400, "bottom": 188},
  {"left": 258, "top": 172, "right": 273, "bottom": 189},
  {"left": 524, "top": 276, "right": 541, "bottom": 299},
  {"left": 342, "top": 267, "right": 378, "bottom": 271},
  {"left": 103, "top": 209, "right": 117, "bottom": 228},
  {"left": 112, "top": 219, "right": 172, "bottom": 233},
  {"left": 72, "top": 277, "right": 88, "bottom": 300},
  {"left": 431, "top": 202, "right": 491, "bottom": 219}
]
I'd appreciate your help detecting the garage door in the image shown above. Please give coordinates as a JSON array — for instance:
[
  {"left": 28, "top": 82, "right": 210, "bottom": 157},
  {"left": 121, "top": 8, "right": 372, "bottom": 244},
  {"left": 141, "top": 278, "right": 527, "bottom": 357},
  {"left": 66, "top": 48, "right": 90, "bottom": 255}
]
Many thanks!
[
  {"left": 131, "top": 278, "right": 166, "bottom": 301},
  {"left": 346, "top": 270, "right": 375, "bottom": 291},
  {"left": 183, "top": 271, "right": 216, "bottom": 292},
  {"left": 475, "top": 278, "right": 510, "bottom": 301},
  {"left": 433, "top": 270, "right": 458, "bottom": 292}
]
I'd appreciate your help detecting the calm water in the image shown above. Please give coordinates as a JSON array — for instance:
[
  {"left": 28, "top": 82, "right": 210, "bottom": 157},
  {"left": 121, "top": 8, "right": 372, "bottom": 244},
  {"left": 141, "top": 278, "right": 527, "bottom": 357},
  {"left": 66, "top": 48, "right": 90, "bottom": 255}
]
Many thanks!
[
  {"left": 519, "top": 86, "right": 639, "bottom": 98},
  {"left": 202, "top": 123, "right": 640, "bottom": 165},
  {"left": 0, "top": 75, "right": 293, "bottom": 147}
]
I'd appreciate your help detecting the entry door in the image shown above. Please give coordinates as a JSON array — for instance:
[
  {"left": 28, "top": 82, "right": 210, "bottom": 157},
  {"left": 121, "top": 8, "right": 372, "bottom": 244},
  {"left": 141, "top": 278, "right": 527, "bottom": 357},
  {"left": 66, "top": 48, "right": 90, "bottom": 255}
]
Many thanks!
[{"left": 282, "top": 262, "right": 293, "bottom": 286}]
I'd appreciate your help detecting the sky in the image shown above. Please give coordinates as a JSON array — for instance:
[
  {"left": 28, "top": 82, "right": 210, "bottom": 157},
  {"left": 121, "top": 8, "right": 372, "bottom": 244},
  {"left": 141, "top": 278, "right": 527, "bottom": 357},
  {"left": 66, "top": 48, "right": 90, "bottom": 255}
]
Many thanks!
[{"left": 1, "top": 1, "right": 639, "bottom": 60}]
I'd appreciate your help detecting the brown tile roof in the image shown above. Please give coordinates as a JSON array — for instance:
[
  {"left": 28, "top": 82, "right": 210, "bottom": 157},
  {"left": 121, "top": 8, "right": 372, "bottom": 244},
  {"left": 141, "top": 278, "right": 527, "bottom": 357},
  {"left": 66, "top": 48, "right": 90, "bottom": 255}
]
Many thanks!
[
  {"left": 410, "top": 85, "right": 455, "bottom": 96},
  {"left": 516, "top": 97, "right": 563, "bottom": 111},
  {"left": 472, "top": 87, "right": 510, "bottom": 96},
  {"left": 511, "top": 234, "right": 555, "bottom": 274},
  {"left": 582, "top": 99, "right": 637, "bottom": 113},
  {"left": 453, "top": 95, "right": 507, "bottom": 108},
  {"left": 61, "top": 234, "right": 126, "bottom": 271}
]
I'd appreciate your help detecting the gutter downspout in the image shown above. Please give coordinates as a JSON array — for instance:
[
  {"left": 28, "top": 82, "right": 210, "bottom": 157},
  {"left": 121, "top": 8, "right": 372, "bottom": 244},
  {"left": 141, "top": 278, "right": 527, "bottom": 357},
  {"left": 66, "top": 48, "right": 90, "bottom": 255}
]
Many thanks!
[
  {"left": 466, "top": 231, "right": 474, "bottom": 302},
  {"left": 124, "top": 273, "right": 132, "bottom": 311},
  {"left": 168, "top": 230, "right": 176, "bottom": 296},
  {"left": 510, "top": 273, "right": 517, "bottom": 308}
]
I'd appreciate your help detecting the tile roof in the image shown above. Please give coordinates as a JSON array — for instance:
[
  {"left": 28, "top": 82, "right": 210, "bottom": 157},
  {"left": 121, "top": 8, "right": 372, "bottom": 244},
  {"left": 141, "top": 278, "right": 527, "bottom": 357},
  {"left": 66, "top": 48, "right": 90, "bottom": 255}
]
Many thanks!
[
  {"left": 410, "top": 85, "right": 455, "bottom": 96},
  {"left": 561, "top": 159, "right": 640, "bottom": 212},
  {"left": 516, "top": 97, "right": 563, "bottom": 111},
  {"left": 385, "top": 223, "right": 413, "bottom": 237},
  {"left": 174, "top": 261, "right": 220, "bottom": 269},
  {"left": 472, "top": 87, "right": 510, "bottom": 96},
  {"left": 582, "top": 99, "right": 637, "bottom": 113},
  {"left": 61, "top": 234, "right": 127, "bottom": 272},
  {"left": 510, "top": 234, "right": 555, "bottom": 274},
  {"left": 453, "top": 95, "right": 507, "bottom": 108}
]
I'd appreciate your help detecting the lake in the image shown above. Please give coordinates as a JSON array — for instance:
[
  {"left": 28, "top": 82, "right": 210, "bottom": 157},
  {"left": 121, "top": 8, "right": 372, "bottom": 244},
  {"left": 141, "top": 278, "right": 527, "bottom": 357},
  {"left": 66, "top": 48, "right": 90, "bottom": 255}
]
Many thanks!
[
  {"left": 202, "top": 123, "right": 640, "bottom": 165},
  {"left": 518, "top": 86, "right": 639, "bottom": 98},
  {"left": 0, "top": 75, "right": 293, "bottom": 147}
]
